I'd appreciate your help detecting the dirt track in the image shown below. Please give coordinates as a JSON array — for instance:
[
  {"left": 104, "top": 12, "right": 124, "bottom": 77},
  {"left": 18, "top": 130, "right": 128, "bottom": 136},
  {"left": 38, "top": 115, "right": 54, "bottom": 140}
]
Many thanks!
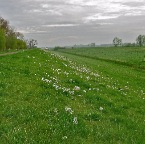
[{"left": 0, "top": 51, "right": 19, "bottom": 56}]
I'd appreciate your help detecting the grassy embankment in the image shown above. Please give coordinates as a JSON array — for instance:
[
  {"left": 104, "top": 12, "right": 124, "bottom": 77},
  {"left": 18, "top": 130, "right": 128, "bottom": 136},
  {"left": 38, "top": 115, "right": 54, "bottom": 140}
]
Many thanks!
[{"left": 0, "top": 48, "right": 145, "bottom": 143}]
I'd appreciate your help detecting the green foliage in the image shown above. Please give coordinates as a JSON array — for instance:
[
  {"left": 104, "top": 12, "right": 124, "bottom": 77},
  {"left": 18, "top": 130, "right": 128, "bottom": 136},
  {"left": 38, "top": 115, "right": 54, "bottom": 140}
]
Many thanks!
[
  {"left": 6, "top": 36, "right": 17, "bottom": 50},
  {"left": 122, "top": 43, "right": 136, "bottom": 47},
  {"left": 54, "top": 46, "right": 65, "bottom": 51},
  {"left": 0, "top": 28, "right": 6, "bottom": 50},
  {"left": 1, "top": 49, "right": 145, "bottom": 143},
  {"left": 17, "top": 39, "right": 27, "bottom": 49}
]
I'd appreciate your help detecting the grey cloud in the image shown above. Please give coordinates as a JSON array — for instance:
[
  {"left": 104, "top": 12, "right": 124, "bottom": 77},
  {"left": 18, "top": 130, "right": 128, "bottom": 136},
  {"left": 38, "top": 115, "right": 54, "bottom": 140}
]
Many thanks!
[
  {"left": 122, "top": 2, "right": 145, "bottom": 7},
  {"left": 0, "top": 0, "right": 145, "bottom": 47}
]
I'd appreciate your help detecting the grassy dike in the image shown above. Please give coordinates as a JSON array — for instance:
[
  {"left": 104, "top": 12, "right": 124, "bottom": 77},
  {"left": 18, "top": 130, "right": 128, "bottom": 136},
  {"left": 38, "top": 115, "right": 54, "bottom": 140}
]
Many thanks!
[{"left": 0, "top": 48, "right": 145, "bottom": 143}]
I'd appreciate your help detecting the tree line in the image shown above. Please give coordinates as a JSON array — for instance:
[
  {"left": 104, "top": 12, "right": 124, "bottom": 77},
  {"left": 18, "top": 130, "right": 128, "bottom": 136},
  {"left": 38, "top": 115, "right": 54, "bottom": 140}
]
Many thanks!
[
  {"left": 113, "top": 35, "right": 145, "bottom": 47},
  {"left": 0, "top": 17, "right": 37, "bottom": 51}
]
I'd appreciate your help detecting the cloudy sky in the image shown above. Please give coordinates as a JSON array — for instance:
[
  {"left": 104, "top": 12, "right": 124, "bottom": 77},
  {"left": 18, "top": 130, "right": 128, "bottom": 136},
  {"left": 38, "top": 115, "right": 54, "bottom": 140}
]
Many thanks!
[{"left": 0, "top": 0, "right": 145, "bottom": 47}]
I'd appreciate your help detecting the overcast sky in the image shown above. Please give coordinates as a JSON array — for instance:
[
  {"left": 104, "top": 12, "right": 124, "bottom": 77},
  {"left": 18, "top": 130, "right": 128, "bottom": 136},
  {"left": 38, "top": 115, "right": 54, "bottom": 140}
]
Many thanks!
[{"left": 0, "top": 0, "right": 145, "bottom": 47}]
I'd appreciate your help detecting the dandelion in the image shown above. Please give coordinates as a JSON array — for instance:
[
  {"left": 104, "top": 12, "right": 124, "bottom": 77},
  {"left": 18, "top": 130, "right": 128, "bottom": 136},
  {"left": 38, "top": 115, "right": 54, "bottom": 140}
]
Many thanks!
[{"left": 73, "top": 117, "right": 78, "bottom": 124}]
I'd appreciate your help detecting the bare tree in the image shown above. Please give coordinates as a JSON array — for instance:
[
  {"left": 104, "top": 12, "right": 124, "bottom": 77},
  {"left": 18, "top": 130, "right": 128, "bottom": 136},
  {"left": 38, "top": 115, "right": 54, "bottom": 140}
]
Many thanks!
[{"left": 27, "top": 39, "right": 38, "bottom": 48}]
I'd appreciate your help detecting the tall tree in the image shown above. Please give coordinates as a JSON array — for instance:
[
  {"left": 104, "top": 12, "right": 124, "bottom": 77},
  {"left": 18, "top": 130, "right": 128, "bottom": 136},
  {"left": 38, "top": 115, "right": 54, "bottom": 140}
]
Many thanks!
[
  {"left": 113, "top": 37, "right": 122, "bottom": 47},
  {"left": 0, "top": 17, "right": 10, "bottom": 34},
  {"left": 136, "top": 35, "right": 145, "bottom": 47}
]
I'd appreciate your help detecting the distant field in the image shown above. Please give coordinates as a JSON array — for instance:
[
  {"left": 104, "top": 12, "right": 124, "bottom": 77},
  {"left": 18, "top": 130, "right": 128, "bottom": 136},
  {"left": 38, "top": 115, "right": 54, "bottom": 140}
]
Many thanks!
[
  {"left": 56, "top": 47, "right": 145, "bottom": 69},
  {"left": 1, "top": 48, "right": 145, "bottom": 143}
]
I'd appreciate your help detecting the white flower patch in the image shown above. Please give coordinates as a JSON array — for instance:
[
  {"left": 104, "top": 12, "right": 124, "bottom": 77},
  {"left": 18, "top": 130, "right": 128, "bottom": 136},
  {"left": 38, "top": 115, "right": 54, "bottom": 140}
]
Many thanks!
[
  {"left": 64, "top": 71, "right": 69, "bottom": 76},
  {"left": 69, "top": 79, "right": 73, "bottom": 83},
  {"left": 65, "top": 107, "right": 73, "bottom": 114},
  {"left": 99, "top": 107, "right": 103, "bottom": 111},
  {"left": 83, "top": 90, "right": 86, "bottom": 93},
  {"left": 73, "top": 117, "right": 78, "bottom": 124},
  {"left": 69, "top": 91, "right": 74, "bottom": 95},
  {"left": 86, "top": 76, "right": 90, "bottom": 80},
  {"left": 54, "top": 108, "right": 58, "bottom": 114},
  {"left": 73, "top": 86, "right": 80, "bottom": 91},
  {"left": 62, "top": 87, "right": 70, "bottom": 93},
  {"left": 62, "top": 62, "right": 67, "bottom": 67},
  {"left": 62, "top": 136, "right": 67, "bottom": 140}
]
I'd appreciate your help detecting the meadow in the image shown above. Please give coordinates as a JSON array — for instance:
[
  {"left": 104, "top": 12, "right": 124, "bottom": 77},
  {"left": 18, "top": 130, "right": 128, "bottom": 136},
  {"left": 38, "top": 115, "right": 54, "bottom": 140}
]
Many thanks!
[{"left": 0, "top": 47, "right": 145, "bottom": 143}]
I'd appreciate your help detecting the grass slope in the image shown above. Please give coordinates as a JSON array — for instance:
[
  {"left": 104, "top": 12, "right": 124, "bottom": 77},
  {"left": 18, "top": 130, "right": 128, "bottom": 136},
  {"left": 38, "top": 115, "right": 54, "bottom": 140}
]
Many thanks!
[{"left": 0, "top": 49, "right": 145, "bottom": 143}]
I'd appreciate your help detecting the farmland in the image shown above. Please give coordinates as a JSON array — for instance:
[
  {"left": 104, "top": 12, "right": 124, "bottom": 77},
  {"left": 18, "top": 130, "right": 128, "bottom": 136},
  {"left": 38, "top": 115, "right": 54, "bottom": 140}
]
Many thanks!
[
  {"left": 55, "top": 47, "right": 145, "bottom": 69},
  {"left": 0, "top": 47, "right": 145, "bottom": 143}
]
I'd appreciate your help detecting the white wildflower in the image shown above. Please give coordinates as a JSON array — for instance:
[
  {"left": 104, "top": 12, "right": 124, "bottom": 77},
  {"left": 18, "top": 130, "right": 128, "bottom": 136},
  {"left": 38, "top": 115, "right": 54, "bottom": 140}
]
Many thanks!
[
  {"left": 42, "top": 77, "right": 44, "bottom": 81},
  {"left": 83, "top": 90, "right": 86, "bottom": 93},
  {"left": 99, "top": 107, "right": 103, "bottom": 111},
  {"left": 62, "top": 136, "right": 67, "bottom": 140},
  {"left": 78, "top": 95, "right": 82, "bottom": 97},
  {"left": 73, "top": 86, "right": 80, "bottom": 91},
  {"left": 73, "top": 117, "right": 78, "bottom": 124},
  {"left": 86, "top": 76, "right": 90, "bottom": 80},
  {"left": 65, "top": 107, "right": 73, "bottom": 114},
  {"left": 69, "top": 91, "right": 74, "bottom": 95},
  {"left": 54, "top": 108, "right": 58, "bottom": 114}
]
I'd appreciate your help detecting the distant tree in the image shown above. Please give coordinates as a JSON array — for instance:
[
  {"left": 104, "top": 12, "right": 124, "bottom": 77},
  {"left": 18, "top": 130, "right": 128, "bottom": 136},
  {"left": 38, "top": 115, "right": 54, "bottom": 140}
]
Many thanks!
[
  {"left": 54, "top": 46, "right": 65, "bottom": 51},
  {"left": 27, "top": 39, "right": 38, "bottom": 48},
  {"left": 113, "top": 37, "right": 122, "bottom": 47},
  {"left": 123, "top": 42, "right": 136, "bottom": 47},
  {"left": 0, "top": 28, "right": 6, "bottom": 50},
  {"left": 136, "top": 35, "right": 145, "bottom": 47}
]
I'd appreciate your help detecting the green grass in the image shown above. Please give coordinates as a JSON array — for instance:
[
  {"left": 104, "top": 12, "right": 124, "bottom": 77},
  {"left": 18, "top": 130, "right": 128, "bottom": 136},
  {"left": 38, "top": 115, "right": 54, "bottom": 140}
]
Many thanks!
[
  {"left": 56, "top": 47, "right": 145, "bottom": 69},
  {"left": 0, "top": 48, "right": 145, "bottom": 143}
]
